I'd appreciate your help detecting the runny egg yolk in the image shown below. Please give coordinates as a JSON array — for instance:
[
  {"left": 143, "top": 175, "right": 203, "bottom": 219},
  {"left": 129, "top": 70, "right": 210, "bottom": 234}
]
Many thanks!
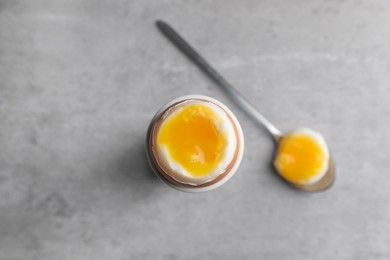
[
  {"left": 274, "top": 130, "right": 328, "bottom": 185},
  {"left": 157, "top": 103, "right": 228, "bottom": 178}
]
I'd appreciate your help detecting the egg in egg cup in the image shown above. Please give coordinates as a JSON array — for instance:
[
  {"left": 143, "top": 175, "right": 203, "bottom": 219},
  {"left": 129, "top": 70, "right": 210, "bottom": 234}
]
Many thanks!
[{"left": 146, "top": 95, "right": 244, "bottom": 192}]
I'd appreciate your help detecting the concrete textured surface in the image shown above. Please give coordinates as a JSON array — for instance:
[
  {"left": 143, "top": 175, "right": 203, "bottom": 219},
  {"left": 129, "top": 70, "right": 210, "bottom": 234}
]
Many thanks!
[{"left": 1, "top": 0, "right": 389, "bottom": 259}]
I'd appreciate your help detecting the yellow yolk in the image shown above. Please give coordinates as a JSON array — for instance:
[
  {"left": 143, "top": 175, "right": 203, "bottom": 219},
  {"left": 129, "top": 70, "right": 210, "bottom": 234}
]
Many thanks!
[
  {"left": 274, "top": 132, "right": 328, "bottom": 184},
  {"left": 157, "top": 103, "right": 228, "bottom": 178}
]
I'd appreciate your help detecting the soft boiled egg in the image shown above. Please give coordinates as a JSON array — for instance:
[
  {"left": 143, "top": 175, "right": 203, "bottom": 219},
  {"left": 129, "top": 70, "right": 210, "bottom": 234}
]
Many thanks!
[
  {"left": 273, "top": 128, "right": 330, "bottom": 185},
  {"left": 153, "top": 99, "right": 239, "bottom": 186}
]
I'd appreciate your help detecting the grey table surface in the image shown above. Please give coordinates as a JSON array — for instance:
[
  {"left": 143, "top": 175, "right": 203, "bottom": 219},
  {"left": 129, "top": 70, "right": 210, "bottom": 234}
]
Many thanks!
[{"left": 1, "top": 0, "right": 389, "bottom": 259}]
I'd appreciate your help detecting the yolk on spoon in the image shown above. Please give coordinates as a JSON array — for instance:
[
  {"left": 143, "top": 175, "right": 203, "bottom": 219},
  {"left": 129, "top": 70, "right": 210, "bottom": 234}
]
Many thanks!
[
  {"left": 273, "top": 130, "right": 328, "bottom": 185},
  {"left": 157, "top": 103, "right": 228, "bottom": 178}
]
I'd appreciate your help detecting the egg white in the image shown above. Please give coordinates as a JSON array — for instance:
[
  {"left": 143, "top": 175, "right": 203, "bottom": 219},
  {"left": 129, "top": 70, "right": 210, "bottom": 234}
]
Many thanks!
[{"left": 155, "top": 100, "right": 237, "bottom": 186}]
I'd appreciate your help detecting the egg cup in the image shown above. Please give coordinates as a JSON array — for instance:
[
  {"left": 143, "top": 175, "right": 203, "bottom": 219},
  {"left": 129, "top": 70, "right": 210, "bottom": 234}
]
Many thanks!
[{"left": 146, "top": 95, "right": 244, "bottom": 192}]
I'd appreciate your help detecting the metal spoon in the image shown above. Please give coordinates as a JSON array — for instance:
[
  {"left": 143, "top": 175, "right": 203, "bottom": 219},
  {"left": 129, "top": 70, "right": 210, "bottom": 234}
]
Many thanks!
[{"left": 156, "top": 20, "right": 335, "bottom": 191}]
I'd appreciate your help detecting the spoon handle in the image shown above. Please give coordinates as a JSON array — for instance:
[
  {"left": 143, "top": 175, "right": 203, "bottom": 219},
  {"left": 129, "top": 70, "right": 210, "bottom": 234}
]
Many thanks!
[{"left": 156, "top": 20, "right": 282, "bottom": 141}]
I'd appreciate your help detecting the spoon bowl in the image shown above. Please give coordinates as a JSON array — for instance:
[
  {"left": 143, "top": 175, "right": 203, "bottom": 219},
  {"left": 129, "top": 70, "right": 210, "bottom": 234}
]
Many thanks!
[{"left": 271, "top": 129, "right": 335, "bottom": 191}]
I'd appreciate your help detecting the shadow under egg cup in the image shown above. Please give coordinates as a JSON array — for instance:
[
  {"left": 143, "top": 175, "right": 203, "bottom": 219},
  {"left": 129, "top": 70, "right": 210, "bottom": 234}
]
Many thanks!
[{"left": 145, "top": 95, "right": 244, "bottom": 192}]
